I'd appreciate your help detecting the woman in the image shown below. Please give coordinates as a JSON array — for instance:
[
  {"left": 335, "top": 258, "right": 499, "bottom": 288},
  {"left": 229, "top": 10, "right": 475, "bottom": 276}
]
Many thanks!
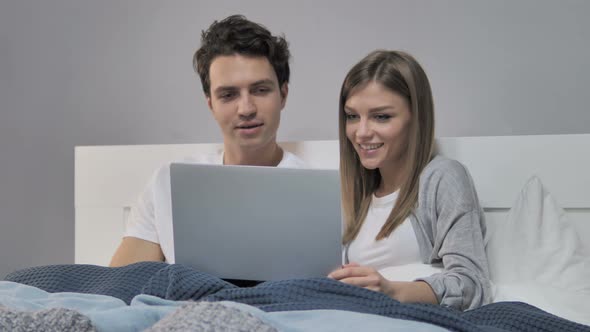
[{"left": 328, "top": 50, "right": 491, "bottom": 310}]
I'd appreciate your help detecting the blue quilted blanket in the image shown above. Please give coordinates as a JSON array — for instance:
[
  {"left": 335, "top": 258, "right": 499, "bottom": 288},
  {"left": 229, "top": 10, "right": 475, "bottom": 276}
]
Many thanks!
[{"left": 5, "top": 262, "right": 589, "bottom": 332}]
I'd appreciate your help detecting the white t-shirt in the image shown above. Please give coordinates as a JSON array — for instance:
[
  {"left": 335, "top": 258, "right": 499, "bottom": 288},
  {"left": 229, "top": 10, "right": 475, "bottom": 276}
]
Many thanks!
[
  {"left": 124, "top": 149, "right": 306, "bottom": 263},
  {"left": 346, "top": 191, "right": 426, "bottom": 278}
]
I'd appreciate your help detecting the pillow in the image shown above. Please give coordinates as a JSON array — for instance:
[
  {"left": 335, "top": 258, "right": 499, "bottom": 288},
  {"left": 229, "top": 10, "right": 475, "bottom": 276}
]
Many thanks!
[{"left": 486, "top": 176, "right": 590, "bottom": 325}]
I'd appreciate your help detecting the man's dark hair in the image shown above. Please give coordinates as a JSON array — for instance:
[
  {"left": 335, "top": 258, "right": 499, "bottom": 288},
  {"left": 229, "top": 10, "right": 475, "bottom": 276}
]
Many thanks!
[{"left": 193, "top": 15, "right": 291, "bottom": 97}]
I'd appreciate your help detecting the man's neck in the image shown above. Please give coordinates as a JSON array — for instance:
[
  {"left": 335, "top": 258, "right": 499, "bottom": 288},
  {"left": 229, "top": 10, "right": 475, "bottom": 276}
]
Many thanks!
[{"left": 223, "top": 142, "right": 283, "bottom": 167}]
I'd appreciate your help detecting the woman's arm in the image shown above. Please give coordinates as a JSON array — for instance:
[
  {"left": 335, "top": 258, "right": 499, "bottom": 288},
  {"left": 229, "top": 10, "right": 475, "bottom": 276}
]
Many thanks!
[
  {"left": 328, "top": 263, "right": 437, "bottom": 304},
  {"left": 388, "top": 280, "right": 437, "bottom": 304},
  {"left": 415, "top": 158, "right": 492, "bottom": 310}
]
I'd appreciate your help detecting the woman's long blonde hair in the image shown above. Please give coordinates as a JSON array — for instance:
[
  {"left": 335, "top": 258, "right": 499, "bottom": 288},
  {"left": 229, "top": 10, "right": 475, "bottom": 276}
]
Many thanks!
[{"left": 339, "top": 50, "right": 435, "bottom": 244}]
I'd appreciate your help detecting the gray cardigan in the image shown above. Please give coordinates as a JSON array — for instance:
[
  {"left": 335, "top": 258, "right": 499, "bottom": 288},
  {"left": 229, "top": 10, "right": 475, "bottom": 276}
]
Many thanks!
[
  {"left": 411, "top": 155, "right": 491, "bottom": 310},
  {"left": 346, "top": 155, "right": 492, "bottom": 310}
]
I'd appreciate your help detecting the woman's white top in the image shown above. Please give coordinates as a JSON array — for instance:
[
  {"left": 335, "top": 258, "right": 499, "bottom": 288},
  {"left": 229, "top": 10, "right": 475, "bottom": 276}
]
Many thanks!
[{"left": 347, "top": 191, "right": 422, "bottom": 268}]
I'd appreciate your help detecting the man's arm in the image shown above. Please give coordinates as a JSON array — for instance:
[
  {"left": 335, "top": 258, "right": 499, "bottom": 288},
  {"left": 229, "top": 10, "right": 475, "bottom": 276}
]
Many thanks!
[{"left": 109, "top": 237, "right": 165, "bottom": 267}]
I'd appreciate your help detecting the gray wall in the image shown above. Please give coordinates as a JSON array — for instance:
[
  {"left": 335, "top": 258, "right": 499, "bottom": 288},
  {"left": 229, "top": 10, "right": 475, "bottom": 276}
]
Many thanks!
[{"left": 1, "top": 0, "right": 588, "bottom": 277}]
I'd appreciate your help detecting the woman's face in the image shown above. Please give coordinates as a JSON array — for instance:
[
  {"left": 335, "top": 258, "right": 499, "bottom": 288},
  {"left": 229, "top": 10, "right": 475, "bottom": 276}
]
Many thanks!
[{"left": 344, "top": 81, "right": 412, "bottom": 171}]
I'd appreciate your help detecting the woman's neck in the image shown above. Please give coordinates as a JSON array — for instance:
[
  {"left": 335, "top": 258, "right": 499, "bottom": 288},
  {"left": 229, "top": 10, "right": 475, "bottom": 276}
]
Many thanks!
[{"left": 376, "top": 160, "right": 408, "bottom": 197}]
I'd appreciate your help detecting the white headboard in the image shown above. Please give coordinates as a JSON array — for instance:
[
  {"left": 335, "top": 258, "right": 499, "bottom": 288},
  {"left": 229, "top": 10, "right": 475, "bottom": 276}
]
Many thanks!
[{"left": 75, "top": 134, "right": 590, "bottom": 266}]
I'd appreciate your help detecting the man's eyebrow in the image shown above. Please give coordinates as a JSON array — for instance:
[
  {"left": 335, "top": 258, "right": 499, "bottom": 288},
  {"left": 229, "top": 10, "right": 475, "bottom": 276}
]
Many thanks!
[
  {"left": 213, "top": 86, "right": 238, "bottom": 94},
  {"left": 213, "top": 79, "right": 276, "bottom": 94},
  {"left": 250, "top": 79, "right": 276, "bottom": 87}
]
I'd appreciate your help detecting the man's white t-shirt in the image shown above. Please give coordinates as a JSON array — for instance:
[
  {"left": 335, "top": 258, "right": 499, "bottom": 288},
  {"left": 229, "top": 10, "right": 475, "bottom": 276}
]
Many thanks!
[{"left": 124, "top": 149, "right": 306, "bottom": 263}]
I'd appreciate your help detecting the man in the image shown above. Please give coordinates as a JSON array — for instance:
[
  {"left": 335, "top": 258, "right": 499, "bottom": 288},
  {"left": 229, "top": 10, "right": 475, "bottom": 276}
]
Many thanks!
[{"left": 110, "top": 15, "right": 305, "bottom": 266}]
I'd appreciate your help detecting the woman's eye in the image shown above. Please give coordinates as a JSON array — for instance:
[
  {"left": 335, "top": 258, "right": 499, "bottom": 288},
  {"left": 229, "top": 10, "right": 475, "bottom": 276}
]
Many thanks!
[
  {"left": 345, "top": 113, "right": 358, "bottom": 120},
  {"left": 374, "top": 114, "right": 392, "bottom": 121}
]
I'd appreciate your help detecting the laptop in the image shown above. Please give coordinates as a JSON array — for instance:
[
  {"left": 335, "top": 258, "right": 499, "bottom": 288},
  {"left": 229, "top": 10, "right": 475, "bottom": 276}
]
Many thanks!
[{"left": 170, "top": 163, "right": 342, "bottom": 281}]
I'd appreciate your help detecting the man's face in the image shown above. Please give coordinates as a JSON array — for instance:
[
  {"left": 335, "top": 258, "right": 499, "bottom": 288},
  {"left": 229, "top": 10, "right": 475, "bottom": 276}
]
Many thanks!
[{"left": 207, "top": 54, "right": 287, "bottom": 150}]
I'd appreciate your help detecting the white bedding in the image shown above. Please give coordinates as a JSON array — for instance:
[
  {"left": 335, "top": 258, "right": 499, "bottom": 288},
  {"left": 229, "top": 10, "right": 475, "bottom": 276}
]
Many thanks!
[
  {"left": 487, "top": 176, "right": 590, "bottom": 325},
  {"left": 380, "top": 176, "right": 590, "bottom": 325},
  {"left": 74, "top": 134, "right": 590, "bottom": 325}
]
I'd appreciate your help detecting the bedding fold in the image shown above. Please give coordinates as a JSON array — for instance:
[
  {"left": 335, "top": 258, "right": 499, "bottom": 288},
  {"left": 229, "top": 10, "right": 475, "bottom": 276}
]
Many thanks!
[
  {"left": 4, "top": 262, "right": 590, "bottom": 332},
  {"left": 0, "top": 305, "right": 96, "bottom": 332}
]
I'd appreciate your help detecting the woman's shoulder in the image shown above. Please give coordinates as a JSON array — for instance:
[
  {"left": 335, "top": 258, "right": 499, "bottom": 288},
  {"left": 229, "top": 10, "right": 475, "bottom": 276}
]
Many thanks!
[
  {"left": 422, "top": 155, "right": 471, "bottom": 182},
  {"left": 420, "top": 155, "right": 479, "bottom": 207}
]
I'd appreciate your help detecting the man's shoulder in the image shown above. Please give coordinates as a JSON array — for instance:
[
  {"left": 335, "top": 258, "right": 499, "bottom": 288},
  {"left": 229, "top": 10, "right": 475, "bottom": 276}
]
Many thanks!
[
  {"left": 148, "top": 151, "right": 224, "bottom": 185},
  {"left": 179, "top": 149, "right": 224, "bottom": 165},
  {"left": 278, "top": 151, "right": 308, "bottom": 169}
]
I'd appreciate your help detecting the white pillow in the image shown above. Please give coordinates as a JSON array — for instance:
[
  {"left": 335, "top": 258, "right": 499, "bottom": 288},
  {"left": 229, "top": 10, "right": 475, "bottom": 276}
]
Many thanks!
[{"left": 486, "top": 176, "right": 590, "bottom": 325}]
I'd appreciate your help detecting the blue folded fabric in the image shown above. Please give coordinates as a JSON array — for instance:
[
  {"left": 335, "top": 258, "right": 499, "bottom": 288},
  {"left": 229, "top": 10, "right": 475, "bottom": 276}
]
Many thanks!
[
  {"left": 5, "top": 262, "right": 169, "bottom": 304},
  {"left": 5, "top": 262, "right": 590, "bottom": 332},
  {"left": 0, "top": 281, "right": 181, "bottom": 332}
]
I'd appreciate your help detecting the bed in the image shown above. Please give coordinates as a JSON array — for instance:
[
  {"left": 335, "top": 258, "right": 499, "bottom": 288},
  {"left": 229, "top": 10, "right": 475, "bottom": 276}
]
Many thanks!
[{"left": 2, "top": 134, "right": 589, "bottom": 331}]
